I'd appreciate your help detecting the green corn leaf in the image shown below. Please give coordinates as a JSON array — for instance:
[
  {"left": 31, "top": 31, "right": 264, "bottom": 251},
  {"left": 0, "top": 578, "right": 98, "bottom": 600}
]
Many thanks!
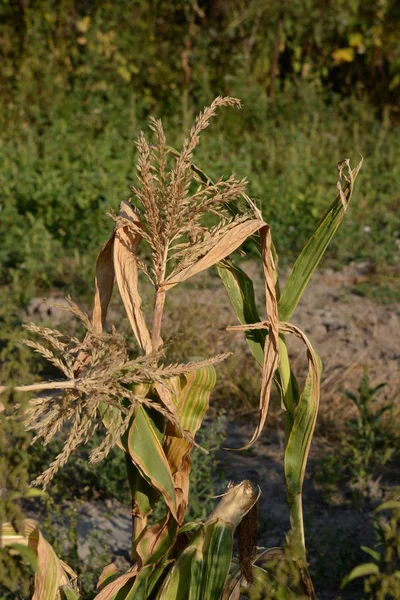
[
  {"left": 157, "top": 521, "right": 233, "bottom": 600},
  {"left": 124, "top": 403, "right": 165, "bottom": 519},
  {"left": 201, "top": 521, "right": 233, "bottom": 599},
  {"left": 119, "top": 565, "right": 153, "bottom": 600},
  {"left": 278, "top": 158, "right": 363, "bottom": 322},
  {"left": 157, "top": 547, "right": 198, "bottom": 600},
  {"left": 136, "top": 513, "right": 179, "bottom": 566},
  {"left": 93, "top": 571, "right": 139, "bottom": 600},
  {"left": 147, "top": 560, "right": 174, "bottom": 597},
  {"left": 124, "top": 405, "right": 178, "bottom": 520},
  {"left": 217, "top": 260, "right": 299, "bottom": 418},
  {"left": 342, "top": 563, "right": 380, "bottom": 587},
  {"left": 282, "top": 326, "right": 322, "bottom": 548},
  {"left": 60, "top": 587, "right": 82, "bottom": 600},
  {"left": 96, "top": 564, "right": 120, "bottom": 592},
  {"left": 216, "top": 260, "right": 264, "bottom": 365}
]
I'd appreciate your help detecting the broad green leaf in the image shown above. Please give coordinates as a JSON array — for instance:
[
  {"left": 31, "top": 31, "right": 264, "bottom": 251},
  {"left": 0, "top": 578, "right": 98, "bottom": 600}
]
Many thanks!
[
  {"left": 217, "top": 260, "right": 264, "bottom": 365},
  {"left": 136, "top": 513, "right": 179, "bottom": 566},
  {"left": 157, "top": 547, "right": 198, "bottom": 600},
  {"left": 124, "top": 405, "right": 177, "bottom": 520},
  {"left": 201, "top": 522, "right": 233, "bottom": 599},
  {"left": 342, "top": 563, "right": 380, "bottom": 587},
  {"left": 147, "top": 559, "right": 174, "bottom": 596},
  {"left": 93, "top": 571, "right": 139, "bottom": 600},
  {"left": 278, "top": 159, "right": 362, "bottom": 322},
  {"left": 96, "top": 563, "right": 120, "bottom": 592},
  {"left": 284, "top": 327, "right": 322, "bottom": 500},
  {"left": 120, "top": 566, "right": 153, "bottom": 600},
  {"left": 217, "top": 260, "right": 299, "bottom": 418}
]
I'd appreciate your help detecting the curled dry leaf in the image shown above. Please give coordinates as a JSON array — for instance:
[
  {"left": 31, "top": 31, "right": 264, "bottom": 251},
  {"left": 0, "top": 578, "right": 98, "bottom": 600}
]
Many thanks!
[
  {"left": 93, "top": 200, "right": 152, "bottom": 354},
  {"left": 161, "top": 218, "right": 266, "bottom": 289},
  {"left": 1, "top": 519, "right": 78, "bottom": 600},
  {"left": 223, "top": 225, "right": 281, "bottom": 450}
]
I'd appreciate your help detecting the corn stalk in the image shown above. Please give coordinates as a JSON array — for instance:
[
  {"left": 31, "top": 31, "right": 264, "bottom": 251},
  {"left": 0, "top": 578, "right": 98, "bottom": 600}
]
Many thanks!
[{"left": 0, "top": 99, "right": 362, "bottom": 599}]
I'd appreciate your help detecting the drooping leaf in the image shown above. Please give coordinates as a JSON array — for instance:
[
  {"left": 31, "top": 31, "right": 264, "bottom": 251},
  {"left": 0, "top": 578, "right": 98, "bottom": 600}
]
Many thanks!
[
  {"left": 162, "top": 219, "right": 267, "bottom": 290},
  {"left": 221, "top": 227, "right": 280, "bottom": 450},
  {"left": 97, "top": 563, "right": 120, "bottom": 592},
  {"left": 92, "top": 200, "right": 152, "bottom": 353},
  {"left": 136, "top": 512, "right": 179, "bottom": 566},
  {"left": 93, "top": 569, "right": 139, "bottom": 600},
  {"left": 283, "top": 324, "right": 322, "bottom": 502},
  {"left": 113, "top": 202, "right": 152, "bottom": 353},
  {"left": 92, "top": 237, "right": 115, "bottom": 335},
  {"left": 163, "top": 364, "right": 216, "bottom": 475}
]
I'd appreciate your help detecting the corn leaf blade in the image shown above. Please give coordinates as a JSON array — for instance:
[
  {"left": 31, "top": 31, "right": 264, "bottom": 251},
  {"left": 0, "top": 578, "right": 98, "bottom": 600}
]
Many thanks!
[
  {"left": 124, "top": 405, "right": 178, "bottom": 520},
  {"left": 216, "top": 260, "right": 264, "bottom": 365},
  {"left": 282, "top": 324, "right": 322, "bottom": 506},
  {"left": 278, "top": 159, "right": 362, "bottom": 322}
]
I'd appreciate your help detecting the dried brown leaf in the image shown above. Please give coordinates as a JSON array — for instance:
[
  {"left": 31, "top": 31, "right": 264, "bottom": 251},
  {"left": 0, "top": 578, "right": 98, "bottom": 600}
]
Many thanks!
[{"left": 162, "top": 218, "right": 265, "bottom": 289}]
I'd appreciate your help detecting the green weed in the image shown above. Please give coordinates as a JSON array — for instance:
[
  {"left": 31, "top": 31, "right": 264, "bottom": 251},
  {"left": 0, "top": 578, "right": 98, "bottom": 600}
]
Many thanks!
[{"left": 315, "top": 369, "right": 397, "bottom": 505}]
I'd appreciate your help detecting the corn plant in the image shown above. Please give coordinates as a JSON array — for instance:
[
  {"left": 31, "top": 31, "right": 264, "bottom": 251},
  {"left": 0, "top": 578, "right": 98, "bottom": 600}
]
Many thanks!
[{"left": 0, "top": 97, "right": 362, "bottom": 599}]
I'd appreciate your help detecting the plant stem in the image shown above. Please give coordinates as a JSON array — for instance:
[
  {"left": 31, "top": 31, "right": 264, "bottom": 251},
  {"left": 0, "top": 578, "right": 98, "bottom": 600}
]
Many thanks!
[
  {"left": 151, "top": 247, "right": 168, "bottom": 351},
  {"left": 2, "top": 380, "right": 77, "bottom": 393},
  {"left": 151, "top": 286, "right": 166, "bottom": 351},
  {"left": 290, "top": 492, "right": 306, "bottom": 558}
]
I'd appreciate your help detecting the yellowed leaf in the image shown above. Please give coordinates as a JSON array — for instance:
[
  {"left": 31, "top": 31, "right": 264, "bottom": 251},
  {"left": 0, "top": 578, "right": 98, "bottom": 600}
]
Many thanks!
[
  {"left": 92, "top": 237, "right": 115, "bottom": 335},
  {"left": 1, "top": 519, "right": 77, "bottom": 600},
  {"left": 93, "top": 567, "right": 138, "bottom": 599},
  {"left": 332, "top": 47, "right": 355, "bottom": 63},
  {"left": 162, "top": 219, "right": 265, "bottom": 289},
  {"left": 113, "top": 203, "right": 152, "bottom": 354},
  {"left": 92, "top": 201, "right": 152, "bottom": 354},
  {"left": 238, "top": 226, "right": 280, "bottom": 450}
]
